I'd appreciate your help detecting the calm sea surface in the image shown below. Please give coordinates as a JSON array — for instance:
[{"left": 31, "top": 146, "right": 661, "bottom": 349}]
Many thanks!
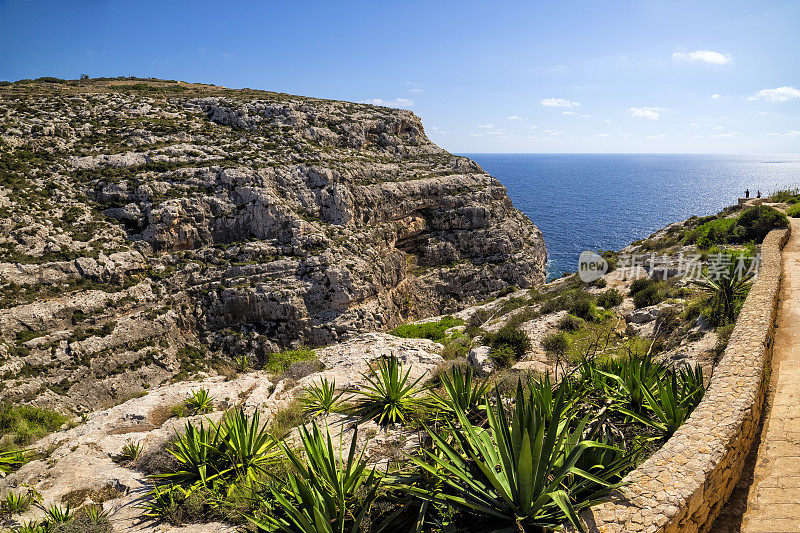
[{"left": 463, "top": 154, "right": 800, "bottom": 280}]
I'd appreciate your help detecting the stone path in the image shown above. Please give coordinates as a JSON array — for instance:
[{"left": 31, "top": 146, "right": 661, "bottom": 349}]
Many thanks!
[{"left": 738, "top": 218, "right": 800, "bottom": 532}]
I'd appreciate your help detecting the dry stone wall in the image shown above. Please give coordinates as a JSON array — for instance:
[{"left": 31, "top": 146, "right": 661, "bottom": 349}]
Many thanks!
[{"left": 575, "top": 227, "right": 790, "bottom": 533}]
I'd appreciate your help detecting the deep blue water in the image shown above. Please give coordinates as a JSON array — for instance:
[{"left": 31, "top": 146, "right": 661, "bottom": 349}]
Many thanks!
[{"left": 463, "top": 154, "right": 800, "bottom": 280}]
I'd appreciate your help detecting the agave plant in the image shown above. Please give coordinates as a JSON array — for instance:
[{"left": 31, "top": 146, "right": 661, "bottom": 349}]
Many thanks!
[
  {"left": 0, "top": 449, "right": 28, "bottom": 475},
  {"left": 408, "top": 383, "right": 633, "bottom": 532},
  {"left": 141, "top": 483, "right": 187, "bottom": 521},
  {"left": 82, "top": 503, "right": 110, "bottom": 524},
  {"left": 118, "top": 439, "right": 142, "bottom": 463},
  {"left": 597, "top": 354, "right": 666, "bottom": 413},
  {"left": 250, "top": 423, "right": 391, "bottom": 533},
  {"left": 219, "top": 408, "right": 278, "bottom": 482},
  {"left": 432, "top": 366, "right": 490, "bottom": 420},
  {"left": 15, "top": 520, "right": 45, "bottom": 533},
  {"left": 349, "top": 356, "right": 424, "bottom": 426},
  {"left": 622, "top": 365, "right": 705, "bottom": 439},
  {"left": 156, "top": 407, "right": 277, "bottom": 489},
  {"left": 692, "top": 252, "right": 755, "bottom": 326},
  {"left": 157, "top": 417, "right": 224, "bottom": 487},
  {"left": 185, "top": 388, "right": 215, "bottom": 415},
  {"left": 43, "top": 503, "right": 71, "bottom": 524},
  {"left": 2, "top": 490, "right": 31, "bottom": 514},
  {"left": 300, "top": 377, "right": 345, "bottom": 417}
]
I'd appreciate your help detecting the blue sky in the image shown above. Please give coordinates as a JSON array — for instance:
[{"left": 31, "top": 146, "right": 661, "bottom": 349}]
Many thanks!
[{"left": 1, "top": 0, "right": 798, "bottom": 154}]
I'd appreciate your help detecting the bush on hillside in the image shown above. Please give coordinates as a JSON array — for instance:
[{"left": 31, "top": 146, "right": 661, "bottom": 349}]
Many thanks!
[
  {"left": 597, "top": 288, "right": 624, "bottom": 308},
  {"left": 684, "top": 206, "right": 788, "bottom": 249},
  {"left": 787, "top": 203, "right": 800, "bottom": 218},
  {"left": 734, "top": 205, "right": 788, "bottom": 243},
  {"left": 390, "top": 316, "right": 464, "bottom": 342}
]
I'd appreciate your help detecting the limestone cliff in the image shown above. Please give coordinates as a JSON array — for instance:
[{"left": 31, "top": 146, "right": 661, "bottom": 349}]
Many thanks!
[{"left": 0, "top": 78, "right": 546, "bottom": 411}]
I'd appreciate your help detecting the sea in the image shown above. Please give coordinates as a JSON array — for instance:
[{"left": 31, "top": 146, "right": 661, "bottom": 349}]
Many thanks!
[{"left": 463, "top": 154, "right": 800, "bottom": 280}]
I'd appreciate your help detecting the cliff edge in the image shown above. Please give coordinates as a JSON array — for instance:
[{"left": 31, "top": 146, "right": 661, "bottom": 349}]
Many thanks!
[{"left": 0, "top": 78, "right": 546, "bottom": 410}]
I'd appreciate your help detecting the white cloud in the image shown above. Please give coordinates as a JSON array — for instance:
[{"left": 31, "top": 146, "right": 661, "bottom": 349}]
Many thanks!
[
  {"left": 672, "top": 50, "right": 732, "bottom": 65},
  {"left": 485, "top": 129, "right": 507, "bottom": 136},
  {"left": 543, "top": 129, "right": 563, "bottom": 136},
  {"left": 711, "top": 93, "right": 721, "bottom": 99},
  {"left": 767, "top": 130, "right": 800, "bottom": 137},
  {"left": 597, "top": 133, "right": 612, "bottom": 138},
  {"left": 748, "top": 86, "right": 800, "bottom": 102},
  {"left": 409, "top": 88, "right": 423, "bottom": 94},
  {"left": 477, "top": 124, "right": 494, "bottom": 129},
  {"left": 581, "top": 114, "right": 592, "bottom": 118},
  {"left": 630, "top": 107, "right": 661, "bottom": 120},
  {"left": 507, "top": 115, "right": 522, "bottom": 120},
  {"left": 428, "top": 126, "right": 448, "bottom": 134},
  {"left": 540, "top": 98, "right": 580, "bottom": 108},
  {"left": 562, "top": 111, "right": 577, "bottom": 115},
  {"left": 359, "top": 97, "right": 414, "bottom": 108},
  {"left": 689, "top": 123, "right": 700, "bottom": 127}
]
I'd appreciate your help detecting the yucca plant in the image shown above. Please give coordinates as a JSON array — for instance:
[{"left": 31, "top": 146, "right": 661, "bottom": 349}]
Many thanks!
[
  {"left": 219, "top": 408, "right": 278, "bottom": 482},
  {"left": 185, "top": 388, "right": 215, "bottom": 415},
  {"left": 15, "top": 520, "right": 45, "bottom": 533},
  {"left": 432, "top": 366, "right": 490, "bottom": 419},
  {"left": 156, "top": 408, "right": 277, "bottom": 490},
  {"left": 82, "top": 503, "right": 110, "bottom": 524},
  {"left": 250, "top": 423, "right": 392, "bottom": 533},
  {"left": 300, "top": 377, "right": 345, "bottom": 417},
  {"left": 349, "top": 356, "right": 424, "bottom": 426},
  {"left": 597, "top": 354, "right": 665, "bottom": 413},
  {"left": 0, "top": 449, "right": 28, "bottom": 475},
  {"left": 623, "top": 367, "right": 705, "bottom": 439},
  {"left": 157, "top": 417, "right": 224, "bottom": 487},
  {"left": 408, "top": 383, "right": 631, "bottom": 532},
  {"left": 141, "top": 483, "right": 186, "bottom": 521},
  {"left": 2, "top": 490, "right": 31, "bottom": 514},
  {"left": 693, "top": 253, "right": 754, "bottom": 326},
  {"left": 119, "top": 439, "right": 142, "bottom": 462},
  {"left": 44, "top": 503, "right": 71, "bottom": 524},
  {"left": 235, "top": 353, "right": 253, "bottom": 372}
]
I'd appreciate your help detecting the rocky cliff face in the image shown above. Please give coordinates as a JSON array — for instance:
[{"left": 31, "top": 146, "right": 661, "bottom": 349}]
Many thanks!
[{"left": 0, "top": 78, "right": 546, "bottom": 411}]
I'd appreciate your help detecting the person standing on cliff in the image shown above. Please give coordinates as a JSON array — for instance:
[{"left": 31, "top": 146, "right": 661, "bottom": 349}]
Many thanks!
[
  {"left": 757, "top": 190, "right": 762, "bottom": 198},
  {"left": 745, "top": 189, "right": 750, "bottom": 198}
]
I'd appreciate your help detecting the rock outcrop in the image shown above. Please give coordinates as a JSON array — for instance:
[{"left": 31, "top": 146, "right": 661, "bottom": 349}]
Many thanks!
[{"left": 0, "top": 78, "right": 546, "bottom": 411}]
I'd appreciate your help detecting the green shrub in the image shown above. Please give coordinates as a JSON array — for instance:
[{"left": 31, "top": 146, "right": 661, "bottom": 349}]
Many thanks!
[
  {"left": 270, "top": 400, "right": 306, "bottom": 438},
  {"left": 557, "top": 314, "right": 583, "bottom": 332},
  {"left": 597, "top": 288, "right": 624, "bottom": 308},
  {"left": 629, "top": 278, "right": 665, "bottom": 309},
  {"left": 389, "top": 316, "right": 464, "bottom": 341},
  {"left": 769, "top": 188, "right": 800, "bottom": 204},
  {"left": 0, "top": 403, "right": 70, "bottom": 450},
  {"left": 569, "top": 295, "right": 597, "bottom": 321},
  {"left": 541, "top": 331, "right": 571, "bottom": 356},
  {"left": 733, "top": 205, "right": 788, "bottom": 243},
  {"left": 633, "top": 284, "right": 664, "bottom": 309},
  {"left": 265, "top": 347, "right": 316, "bottom": 373},
  {"left": 487, "top": 326, "right": 531, "bottom": 359},
  {"left": 693, "top": 218, "right": 737, "bottom": 248},
  {"left": 489, "top": 344, "right": 517, "bottom": 368},
  {"left": 788, "top": 203, "right": 800, "bottom": 218}
]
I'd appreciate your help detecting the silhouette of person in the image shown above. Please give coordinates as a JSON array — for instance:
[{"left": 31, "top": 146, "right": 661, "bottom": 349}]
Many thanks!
[
  {"left": 745, "top": 189, "right": 750, "bottom": 198},
  {"left": 757, "top": 190, "right": 762, "bottom": 198}
]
